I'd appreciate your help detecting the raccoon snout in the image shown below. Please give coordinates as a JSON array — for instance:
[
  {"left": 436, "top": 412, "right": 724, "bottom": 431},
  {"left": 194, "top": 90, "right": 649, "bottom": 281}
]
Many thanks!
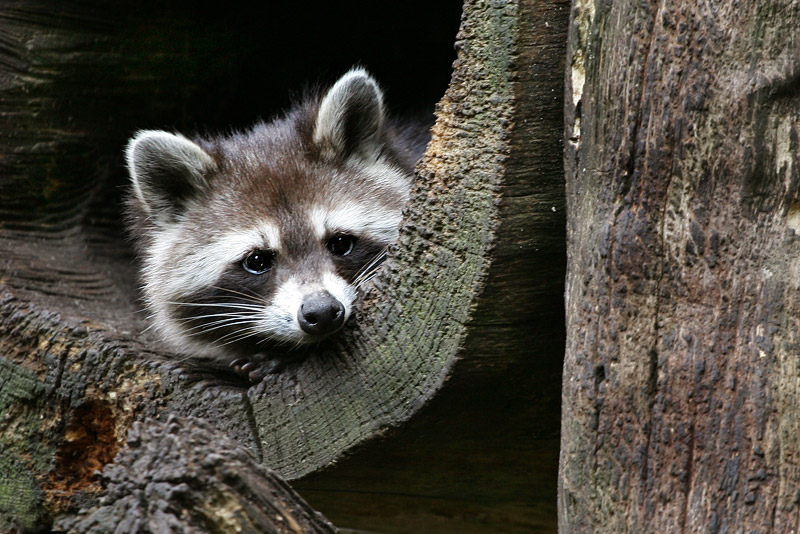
[{"left": 298, "top": 291, "right": 345, "bottom": 336}]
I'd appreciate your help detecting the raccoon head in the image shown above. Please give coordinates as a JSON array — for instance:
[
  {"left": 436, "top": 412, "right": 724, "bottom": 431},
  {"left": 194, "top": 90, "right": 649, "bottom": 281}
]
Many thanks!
[{"left": 125, "top": 69, "right": 415, "bottom": 363}]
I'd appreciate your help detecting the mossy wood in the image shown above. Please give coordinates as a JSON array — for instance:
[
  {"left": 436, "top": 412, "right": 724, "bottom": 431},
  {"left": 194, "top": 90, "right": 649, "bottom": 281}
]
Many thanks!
[
  {"left": 0, "top": 0, "right": 567, "bottom": 531},
  {"left": 560, "top": 0, "right": 800, "bottom": 532}
]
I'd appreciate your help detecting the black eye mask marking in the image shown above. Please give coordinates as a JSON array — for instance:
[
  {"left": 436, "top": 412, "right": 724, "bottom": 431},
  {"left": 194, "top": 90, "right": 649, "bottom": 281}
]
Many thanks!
[{"left": 327, "top": 235, "right": 386, "bottom": 282}]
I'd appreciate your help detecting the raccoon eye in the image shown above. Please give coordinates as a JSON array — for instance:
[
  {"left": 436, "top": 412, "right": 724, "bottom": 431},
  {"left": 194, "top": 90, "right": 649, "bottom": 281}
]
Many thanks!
[
  {"left": 327, "top": 234, "right": 356, "bottom": 256},
  {"left": 242, "top": 249, "right": 275, "bottom": 275}
]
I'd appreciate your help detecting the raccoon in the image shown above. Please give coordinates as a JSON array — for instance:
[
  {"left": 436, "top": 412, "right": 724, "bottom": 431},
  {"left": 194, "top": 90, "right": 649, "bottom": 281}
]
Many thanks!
[{"left": 125, "top": 69, "right": 428, "bottom": 382}]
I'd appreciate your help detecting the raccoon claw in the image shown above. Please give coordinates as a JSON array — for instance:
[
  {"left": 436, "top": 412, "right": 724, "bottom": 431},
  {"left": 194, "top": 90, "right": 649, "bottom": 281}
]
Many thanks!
[
  {"left": 229, "top": 358, "right": 263, "bottom": 384},
  {"left": 245, "top": 367, "right": 265, "bottom": 384},
  {"left": 229, "top": 355, "right": 287, "bottom": 383},
  {"left": 230, "top": 358, "right": 249, "bottom": 369}
]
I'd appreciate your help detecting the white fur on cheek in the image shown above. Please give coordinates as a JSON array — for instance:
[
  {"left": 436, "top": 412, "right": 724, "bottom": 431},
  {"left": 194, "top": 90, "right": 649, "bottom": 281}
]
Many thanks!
[
  {"left": 144, "top": 221, "right": 281, "bottom": 298},
  {"left": 322, "top": 272, "right": 355, "bottom": 320},
  {"left": 140, "top": 220, "right": 283, "bottom": 352}
]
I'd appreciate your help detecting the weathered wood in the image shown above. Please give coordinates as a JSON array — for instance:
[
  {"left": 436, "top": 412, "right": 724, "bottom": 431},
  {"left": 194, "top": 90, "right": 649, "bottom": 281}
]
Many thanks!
[
  {"left": 54, "top": 416, "right": 337, "bottom": 533},
  {"left": 0, "top": 295, "right": 261, "bottom": 530},
  {"left": 560, "top": 0, "right": 800, "bottom": 531},
  {"left": 0, "top": 0, "right": 566, "bottom": 531}
]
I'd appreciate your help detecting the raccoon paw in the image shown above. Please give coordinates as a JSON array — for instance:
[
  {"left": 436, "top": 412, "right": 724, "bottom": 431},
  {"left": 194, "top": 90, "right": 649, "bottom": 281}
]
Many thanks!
[
  {"left": 229, "top": 357, "right": 264, "bottom": 383},
  {"left": 229, "top": 356, "right": 286, "bottom": 383}
]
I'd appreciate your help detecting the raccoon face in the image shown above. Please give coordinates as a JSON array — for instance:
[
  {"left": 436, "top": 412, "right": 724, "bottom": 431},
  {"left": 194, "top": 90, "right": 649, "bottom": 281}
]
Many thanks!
[{"left": 125, "top": 69, "right": 415, "bottom": 361}]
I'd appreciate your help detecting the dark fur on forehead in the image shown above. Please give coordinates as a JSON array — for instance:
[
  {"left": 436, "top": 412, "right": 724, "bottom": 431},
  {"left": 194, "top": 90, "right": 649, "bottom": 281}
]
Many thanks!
[
  {"left": 125, "top": 71, "right": 430, "bottom": 243},
  {"left": 181, "top": 90, "right": 424, "bottom": 233}
]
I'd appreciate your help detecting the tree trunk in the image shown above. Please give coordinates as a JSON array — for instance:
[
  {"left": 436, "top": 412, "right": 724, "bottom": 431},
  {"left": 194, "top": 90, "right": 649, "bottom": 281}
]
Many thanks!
[
  {"left": 560, "top": 0, "right": 800, "bottom": 532},
  {"left": 0, "top": 0, "right": 567, "bottom": 531}
]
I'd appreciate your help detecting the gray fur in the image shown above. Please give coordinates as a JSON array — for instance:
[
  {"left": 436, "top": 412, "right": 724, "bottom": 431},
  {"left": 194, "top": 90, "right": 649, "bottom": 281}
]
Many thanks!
[
  {"left": 313, "top": 68, "right": 384, "bottom": 160},
  {"left": 125, "top": 68, "right": 429, "bottom": 376},
  {"left": 126, "top": 131, "right": 217, "bottom": 224}
]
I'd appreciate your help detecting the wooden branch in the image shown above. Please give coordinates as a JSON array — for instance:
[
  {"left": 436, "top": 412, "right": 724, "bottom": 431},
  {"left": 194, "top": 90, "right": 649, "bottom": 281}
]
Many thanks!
[
  {"left": 560, "top": 0, "right": 800, "bottom": 531},
  {"left": 55, "top": 416, "right": 337, "bottom": 533}
]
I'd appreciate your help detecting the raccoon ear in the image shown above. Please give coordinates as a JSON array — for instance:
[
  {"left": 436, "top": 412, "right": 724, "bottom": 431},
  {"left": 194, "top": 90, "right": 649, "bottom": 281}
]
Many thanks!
[
  {"left": 313, "top": 68, "right": 385, "bottom": 161},
  {"left": 126, "top": 130, "right": 216, "bottom": 223}
]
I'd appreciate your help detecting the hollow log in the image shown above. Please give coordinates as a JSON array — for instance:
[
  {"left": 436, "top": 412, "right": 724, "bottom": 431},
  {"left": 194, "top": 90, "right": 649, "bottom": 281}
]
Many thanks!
[
  {"left": 560, "top": 0, "right": 800, "bottom": 532},
  {"left": 0, "top": 0, "right": 567, "bottom": 531}
]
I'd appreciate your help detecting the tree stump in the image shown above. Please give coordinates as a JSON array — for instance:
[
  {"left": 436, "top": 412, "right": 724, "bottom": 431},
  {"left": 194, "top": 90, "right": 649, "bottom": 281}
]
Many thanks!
[
  {"left": 0, "top": 0, "right": 567, "bottom": 531},
  {"left": 560, "top": 0, "right": 800, "bottom": 532}
]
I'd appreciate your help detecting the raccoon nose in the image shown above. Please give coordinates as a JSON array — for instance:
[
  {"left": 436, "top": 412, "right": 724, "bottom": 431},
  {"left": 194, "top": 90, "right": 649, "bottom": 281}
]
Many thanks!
[{"left": 298, "top": 291, "right": 345, "bottom": 336}]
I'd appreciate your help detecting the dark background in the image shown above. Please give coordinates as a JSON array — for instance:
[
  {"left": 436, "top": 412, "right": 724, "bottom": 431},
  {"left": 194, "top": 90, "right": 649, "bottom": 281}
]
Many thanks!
[
  {"left": 72, "top": 0, "right": 464, "bottom": 242},
  {"left": 117, "top": 1, "right": 461, "bottom": 138}
]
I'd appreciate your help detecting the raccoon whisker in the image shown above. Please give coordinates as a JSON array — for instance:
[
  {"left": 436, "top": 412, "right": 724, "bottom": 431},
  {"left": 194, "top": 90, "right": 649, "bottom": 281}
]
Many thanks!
[
  {"left": 176, "top": 309, "right": 258, "bottom": 318},
  {"left": 351, "top": 247, "right": 388, "bottom": 286},
  {"left": 208, "top": 328, "right": 252, "bottom": 345},
  {"left": 175, "top": 311, "right": 259, "bottom": 325},
  {"left": 185, "top": 318, "right": 261, "bottom": 337},
  {"left": 172, "top": 345, "right": 236, "bottom": 364},
  {"left": 198, "top": 300, "right": 264, "bottom": 309},
  {"left": 208, "top": 285, "right": 270, "bottom": 305},
  {"left": 219, "top": 330, "right": 263, "bottom": 345},
  {"left": 186, "top": 328, "right": 260, "bottom": 350},
  {"left": 355, "top": 270, "right": 382, "bottom": 289},
  {"left": 172, "top": 352, "right": 198, "bottom": 365},
  {"left": 165, "top": 301, "right": 265, "bottom": 311},
  {"left": 355, "top": 273, "right": 378, "bottom": 290},
  {"left": 252, "top": 334, "right": 301, "bottom": 349},
  {"left": 253, "top": 335, "right": 283, "bottom": 348},
  {"left": 164, "top": 300, "right": 263, "bottom": 308},
  {"left": 180, "top": 316, "right": 259, "bottom": 334},
  {"left": 215, "top": 327, "right": 265, "bottom": 347},
  {"left": 351, "top": 251, "right": 385, "bottom": 283},
  {"left": 224, "top": 286, "right": 269, "bottom": 304},
  {"left": 141, "top": 310, "right": 169, "bottom": 334}
]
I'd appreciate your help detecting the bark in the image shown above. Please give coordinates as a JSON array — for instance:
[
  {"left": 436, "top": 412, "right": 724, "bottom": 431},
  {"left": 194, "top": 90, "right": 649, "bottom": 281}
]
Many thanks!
[
  {"left": 54, "top": 416, "right": 337, "bottom": 533},
  {"left": 560, "top": 0, "right": 800, "bottom": 532},
  {"left": 0, "top": 0, "right": 567, "bottom": 531}
]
